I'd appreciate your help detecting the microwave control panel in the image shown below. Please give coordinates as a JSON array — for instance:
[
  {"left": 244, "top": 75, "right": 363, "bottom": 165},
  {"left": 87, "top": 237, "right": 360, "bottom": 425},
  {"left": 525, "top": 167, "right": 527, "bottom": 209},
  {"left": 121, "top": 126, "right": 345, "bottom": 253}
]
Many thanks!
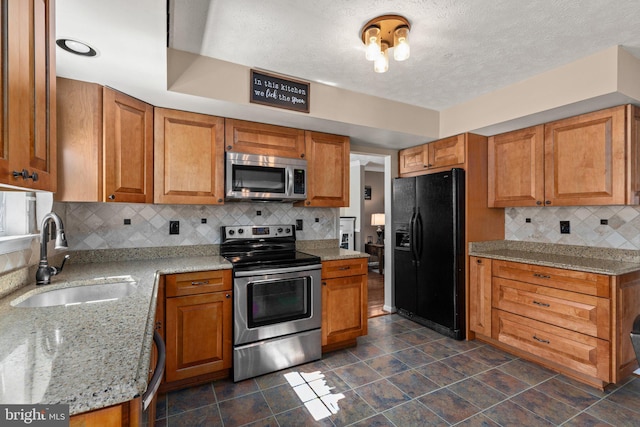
[{"left": 294, "top": 169, "right": 306, "bottom": 195}]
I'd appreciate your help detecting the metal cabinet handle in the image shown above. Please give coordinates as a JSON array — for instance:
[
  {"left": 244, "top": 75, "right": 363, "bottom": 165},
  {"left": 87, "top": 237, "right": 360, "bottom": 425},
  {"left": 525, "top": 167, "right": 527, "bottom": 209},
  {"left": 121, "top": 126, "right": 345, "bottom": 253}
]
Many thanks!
[
  {"left": 476, "top": 259, "right": 482, "bottom": 264},
  {"left": 536, "top": 201, "right": 542, "bottom": 206},
  {"left": 533, "top": 335, "right": 550, "bottom": 344},
  {"left": 545, "top": 200, "right": 552, "bottom": 205},
  {"left": 108, "top": 194, "right": 116, "bottom": 200},
  {"left": 338, "top": 266, "right": 351, "bottom": 270},
  {"left": 533, "top": 273, "right": 551, "bottom": 279},
  {"left": 12, "top": 169, "right": 38, "bottom": 182},
  {"left": 533, "top": 300, "right": 550, "bottom": 308},
  {"left": 191, "top": 280, "right": 210, "bottom": 286},
  {"left": 322, "top": 281, "right": 327, "bottom": 286},
  {"left": 226, "top": 145, "right": 232, "bottom": 150},
  {"left": 225, "top": 293, "right": 231, "bottom": 298}
]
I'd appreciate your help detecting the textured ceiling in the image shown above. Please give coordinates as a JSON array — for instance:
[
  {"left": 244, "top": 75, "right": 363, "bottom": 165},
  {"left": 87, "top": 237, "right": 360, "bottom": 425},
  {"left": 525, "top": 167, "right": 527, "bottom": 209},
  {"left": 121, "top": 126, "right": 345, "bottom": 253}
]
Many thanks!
[
  {"left": 169, "top": 0, "right": 640, "bottom": 110},
  {"left": 55, "top": 0, "right": 640, "bottom": 149}
]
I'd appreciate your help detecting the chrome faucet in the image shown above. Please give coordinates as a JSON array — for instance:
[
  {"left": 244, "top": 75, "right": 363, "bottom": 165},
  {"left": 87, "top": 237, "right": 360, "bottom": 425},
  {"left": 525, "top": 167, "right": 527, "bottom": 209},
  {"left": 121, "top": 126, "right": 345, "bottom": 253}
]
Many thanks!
[{"left": 36, "top": 212, "right": 70, "bottom": 285}]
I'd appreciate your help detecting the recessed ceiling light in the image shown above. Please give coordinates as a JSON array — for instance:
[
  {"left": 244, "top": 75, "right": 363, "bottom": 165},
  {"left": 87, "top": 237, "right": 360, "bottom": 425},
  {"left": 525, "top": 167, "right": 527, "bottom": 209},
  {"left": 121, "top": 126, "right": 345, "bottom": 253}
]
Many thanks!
[{"left": 56, "top": 38, "right": 97, "bottom": 57}]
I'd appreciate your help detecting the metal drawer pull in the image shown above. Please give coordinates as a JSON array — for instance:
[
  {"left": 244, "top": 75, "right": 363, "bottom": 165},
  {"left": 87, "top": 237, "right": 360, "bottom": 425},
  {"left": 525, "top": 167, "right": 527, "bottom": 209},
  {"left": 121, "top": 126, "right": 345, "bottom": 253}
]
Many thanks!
[
  {"left": 533, "top": 300, "right": 550, "bottom": 307},
  {"left": 191, "top": 280, "right": 210, "bottom": 286},
  {"left": 338, "top": 266, "right": 351, "bottom": 270},
  {"left": 533, "top": 335, "right": 550, "bottom": 344},
  {"left": 533, "top": 273, "right": 551, "bottom": 279}
]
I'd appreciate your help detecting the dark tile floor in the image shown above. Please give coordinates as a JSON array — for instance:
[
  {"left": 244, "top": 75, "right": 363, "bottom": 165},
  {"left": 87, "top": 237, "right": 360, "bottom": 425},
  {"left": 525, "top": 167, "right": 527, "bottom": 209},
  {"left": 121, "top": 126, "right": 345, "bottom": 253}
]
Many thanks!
[{"left": 154, "top": 314, "right": 640, "bottom": 426}]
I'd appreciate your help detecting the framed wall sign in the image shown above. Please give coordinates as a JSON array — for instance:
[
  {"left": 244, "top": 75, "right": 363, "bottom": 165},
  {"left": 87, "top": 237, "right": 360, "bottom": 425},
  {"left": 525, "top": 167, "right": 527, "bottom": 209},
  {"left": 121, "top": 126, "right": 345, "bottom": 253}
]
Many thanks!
[
  {"left": 364, "top": 186, "right": 372, "bottom": 200},
  {"left": 250, "top": 69, "right": 310, "bottom": 113}
]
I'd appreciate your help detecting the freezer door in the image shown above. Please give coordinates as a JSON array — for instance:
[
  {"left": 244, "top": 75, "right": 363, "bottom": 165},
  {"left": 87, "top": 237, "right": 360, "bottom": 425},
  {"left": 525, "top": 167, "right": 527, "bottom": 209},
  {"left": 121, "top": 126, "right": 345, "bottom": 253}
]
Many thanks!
[{"left": 393, "top": 177, "right": 418, "bottom": 313}]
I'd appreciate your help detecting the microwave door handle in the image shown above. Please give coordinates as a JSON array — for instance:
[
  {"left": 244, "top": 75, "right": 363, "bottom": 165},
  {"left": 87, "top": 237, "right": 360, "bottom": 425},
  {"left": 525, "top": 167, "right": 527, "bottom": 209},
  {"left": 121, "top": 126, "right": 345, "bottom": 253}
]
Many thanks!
[{"left": 286, "top": 168, "right": 294, "bottom": 196}]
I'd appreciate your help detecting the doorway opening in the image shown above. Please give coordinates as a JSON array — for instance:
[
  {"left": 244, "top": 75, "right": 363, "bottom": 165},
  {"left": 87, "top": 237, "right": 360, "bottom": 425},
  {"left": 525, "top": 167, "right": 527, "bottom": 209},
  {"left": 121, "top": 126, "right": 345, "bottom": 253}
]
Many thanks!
[{"left": 340, "top": 152, "right": 392, "bottom": 319}]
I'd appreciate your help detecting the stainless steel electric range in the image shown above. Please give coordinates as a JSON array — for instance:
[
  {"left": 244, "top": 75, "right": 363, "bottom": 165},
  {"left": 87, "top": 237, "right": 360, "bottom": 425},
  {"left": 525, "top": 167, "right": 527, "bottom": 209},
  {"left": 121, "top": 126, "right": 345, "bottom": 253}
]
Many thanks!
[{"left": 220, "top": 225, "right": 322, "bottom": 382}]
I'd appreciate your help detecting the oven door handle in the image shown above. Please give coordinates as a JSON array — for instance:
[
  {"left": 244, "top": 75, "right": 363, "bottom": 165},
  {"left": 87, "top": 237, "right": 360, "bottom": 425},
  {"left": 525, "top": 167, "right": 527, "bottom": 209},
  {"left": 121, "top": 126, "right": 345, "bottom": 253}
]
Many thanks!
[{"left": 234, "top": 264, "right": 322, "bottom": 277}]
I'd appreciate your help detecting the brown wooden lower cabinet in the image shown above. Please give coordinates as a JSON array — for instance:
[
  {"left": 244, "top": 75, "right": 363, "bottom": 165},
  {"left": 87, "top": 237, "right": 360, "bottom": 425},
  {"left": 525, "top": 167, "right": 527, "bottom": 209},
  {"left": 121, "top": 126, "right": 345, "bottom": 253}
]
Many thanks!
[
  {"left": 469, "top": 256, "right": 640, "bottom": 389},
  {"left": 321, "top": 258, "right": 368, "bottom": 352},
  {"left": 159, "top": 270, "right": 233, "bottom": 391},
  {"left": 69, "top": 398, "right": 140, "bottom": 427}
]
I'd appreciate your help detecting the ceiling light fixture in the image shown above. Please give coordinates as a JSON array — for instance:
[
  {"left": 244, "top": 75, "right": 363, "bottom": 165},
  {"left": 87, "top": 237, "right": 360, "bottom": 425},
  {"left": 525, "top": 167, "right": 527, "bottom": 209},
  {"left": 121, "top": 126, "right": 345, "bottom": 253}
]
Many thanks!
[
  {"left": 56, "top": 38, "right": 97, "bottom": 57},
  {"left": 360, "top": 15, "right": 410, "bottom": 73}
]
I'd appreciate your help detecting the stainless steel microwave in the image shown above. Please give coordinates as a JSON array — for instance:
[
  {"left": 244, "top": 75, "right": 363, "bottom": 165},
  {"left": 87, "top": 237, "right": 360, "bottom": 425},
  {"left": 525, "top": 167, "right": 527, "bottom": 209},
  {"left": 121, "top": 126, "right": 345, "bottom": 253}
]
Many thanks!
[{"left": 225, "top": 152, "right": 307, "bottom": 201}]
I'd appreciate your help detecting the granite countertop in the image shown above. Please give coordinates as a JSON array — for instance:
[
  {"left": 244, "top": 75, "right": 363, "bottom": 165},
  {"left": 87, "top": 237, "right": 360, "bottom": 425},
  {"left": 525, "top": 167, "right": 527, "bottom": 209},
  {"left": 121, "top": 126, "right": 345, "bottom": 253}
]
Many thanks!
[
  {"left": 303, "top": 247, "right": 369, "bottom": 261},
  {"left": 469, "top": 241, "right": 640, "bottom": 276},
  {"left": 0, "top": 255, "right": 232, "bottom": 415}
]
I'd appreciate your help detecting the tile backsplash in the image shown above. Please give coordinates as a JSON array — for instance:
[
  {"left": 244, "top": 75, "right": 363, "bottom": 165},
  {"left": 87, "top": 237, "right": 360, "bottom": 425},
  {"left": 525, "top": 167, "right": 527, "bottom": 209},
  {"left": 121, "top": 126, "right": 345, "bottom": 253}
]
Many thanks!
[
  {"left": 505, "top": 206, "right": 640, "bottom": 249},
  {"left": 54, "top": 202, "right": 338, "bottom": 250}
]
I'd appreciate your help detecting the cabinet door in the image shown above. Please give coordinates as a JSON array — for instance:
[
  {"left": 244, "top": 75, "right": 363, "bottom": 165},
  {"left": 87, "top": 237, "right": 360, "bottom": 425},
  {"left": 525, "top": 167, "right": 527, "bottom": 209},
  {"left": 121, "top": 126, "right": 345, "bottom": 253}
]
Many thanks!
[
  {"left": 321, "top": 274, "right": 367, "bottom": 346},
  {"left": 469, "top": 257, "right": 492, "bottom": 336},
  {"left": 1, "top": 0, "right": 56, "bottom": 191},
  {"left": 165, "top": 291, "right": 232, "bottom": 382},
  {"left": 303, "top": 131, "right": 349, "bottom": 207},
  {"left": 103, "top": 87, "right": 153, "bottom": 203},
  {"left": 488, "top": 125, "right": 545, "bottom": 207},
  {"left": 154, "top": 108, "right": 225, "bottom": 204},
  {"left": 225, "top": 118, "right": 305, "bottom": 159},
  {"left": 428, "top": 134, "right": 465, "bottom": 169},
  {"left": 398, "top": 145, "right": 427, "bottom": 176},
  {"left": 55, "top": 78, "right": 103, "bottom": 202},
  {"left": 544, "top": 106, "right": 626, "bottom": 206}
]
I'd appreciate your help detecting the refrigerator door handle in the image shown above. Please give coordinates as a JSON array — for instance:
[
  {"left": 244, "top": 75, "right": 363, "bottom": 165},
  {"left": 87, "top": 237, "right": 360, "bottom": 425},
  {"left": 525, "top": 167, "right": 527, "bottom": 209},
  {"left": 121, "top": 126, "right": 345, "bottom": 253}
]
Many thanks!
[
  {"left": 409, "top": 211, "right": 417, "bottom": 265},
  {"left": 415, "top": 210, "right": 423, "bottom": 265}
]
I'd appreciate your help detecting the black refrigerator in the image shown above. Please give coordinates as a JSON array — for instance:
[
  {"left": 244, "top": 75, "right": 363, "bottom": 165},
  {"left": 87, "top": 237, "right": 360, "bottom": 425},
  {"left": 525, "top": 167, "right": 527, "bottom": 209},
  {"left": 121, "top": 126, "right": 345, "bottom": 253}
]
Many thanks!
[{"left": 393, "top": 169, "right": 465, "bottom": 340}]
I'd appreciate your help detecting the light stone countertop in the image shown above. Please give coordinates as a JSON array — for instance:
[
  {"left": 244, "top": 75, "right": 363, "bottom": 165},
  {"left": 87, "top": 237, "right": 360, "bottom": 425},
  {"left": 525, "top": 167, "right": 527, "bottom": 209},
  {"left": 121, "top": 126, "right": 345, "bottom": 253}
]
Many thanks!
[
  {"left": 302, "top": 247, "right": 369, "bottom": 261},
  {"left": 469, "top": 241, "right": 640, "bottom": 276},
  {"left": 0, "top": 255, "right": 231, "bottom": 415},
  {"left": 0, "top": 241, "right": 366, "bottom": 416}
]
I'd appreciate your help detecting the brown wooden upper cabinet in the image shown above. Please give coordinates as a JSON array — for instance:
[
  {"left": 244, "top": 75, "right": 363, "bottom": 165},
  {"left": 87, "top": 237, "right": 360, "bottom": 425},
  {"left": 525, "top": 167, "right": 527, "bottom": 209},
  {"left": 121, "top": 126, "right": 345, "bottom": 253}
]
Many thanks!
[
  {"left": 225, "top": 118, "right": 305, "bottom": 159},
  {"left": 488, "top": 105, "right": 640, "bottom": 207},
  {"left": 56, "top": 79, "right": 154, "bottom": 203},
  {"left": 154, "top": 108, "right": 225, "bottom": 205},
  {"left": 399, "top": 135, "right": 465, "bottom": 176},
  {"left": 1, "top": 0, "right": 56, "bottom": 191},
  {"left": 302, "top": 131, "right": 350, "bottom": 207}
]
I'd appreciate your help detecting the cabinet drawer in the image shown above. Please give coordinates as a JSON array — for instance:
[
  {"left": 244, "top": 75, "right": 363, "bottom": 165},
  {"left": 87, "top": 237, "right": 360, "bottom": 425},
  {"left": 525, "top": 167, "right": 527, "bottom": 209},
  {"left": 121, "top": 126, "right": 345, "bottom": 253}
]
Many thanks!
[
  {"left": 166, "top": 270, "right": 232, "bottom": 297},
  {"left": 321, "top": 258, "right": 368, "bottom": 279},
  {"left": 492, "top": 310, "right": 610, "bottom": 382},
  {"left": 492, "top": 260, "right": 610, "bottom": 297},
  {"left": 493, "top": 277, "right": 610, "bottom": 339}
]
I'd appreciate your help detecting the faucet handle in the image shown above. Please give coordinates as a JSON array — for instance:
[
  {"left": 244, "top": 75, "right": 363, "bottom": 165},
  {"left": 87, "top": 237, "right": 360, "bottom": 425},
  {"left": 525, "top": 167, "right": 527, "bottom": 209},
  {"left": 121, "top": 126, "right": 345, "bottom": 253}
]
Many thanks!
[{"left": 51, "top": 255, "right": 70, "bottom": 276}]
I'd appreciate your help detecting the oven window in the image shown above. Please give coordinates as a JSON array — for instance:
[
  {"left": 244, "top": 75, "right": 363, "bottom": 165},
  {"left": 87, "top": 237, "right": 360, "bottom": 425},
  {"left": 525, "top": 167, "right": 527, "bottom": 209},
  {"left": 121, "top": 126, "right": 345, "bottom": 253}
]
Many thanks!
[
  {"left": 248, "top": 277, "right": 310, "bottom": 327},
  {"left": 232, "top": 165, "right": 286, "bottom": 193}
]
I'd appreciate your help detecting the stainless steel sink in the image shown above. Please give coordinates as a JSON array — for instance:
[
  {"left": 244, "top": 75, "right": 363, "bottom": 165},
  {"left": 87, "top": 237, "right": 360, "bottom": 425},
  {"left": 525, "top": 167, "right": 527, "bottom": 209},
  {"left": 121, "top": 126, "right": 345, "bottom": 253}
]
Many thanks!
[{"left": 11, "top": 276, "right": 138, "bottom": 308}]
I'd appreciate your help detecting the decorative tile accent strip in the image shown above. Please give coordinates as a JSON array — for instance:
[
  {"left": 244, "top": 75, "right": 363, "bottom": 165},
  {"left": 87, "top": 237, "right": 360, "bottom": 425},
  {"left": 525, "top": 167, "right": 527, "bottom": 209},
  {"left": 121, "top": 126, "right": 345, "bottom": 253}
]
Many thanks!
[
  {"left": 505, "top": 206, "right": 640, "bottom": 249},
  {"left": 54, "top": 202, "right": 339, "bottom": 250}
]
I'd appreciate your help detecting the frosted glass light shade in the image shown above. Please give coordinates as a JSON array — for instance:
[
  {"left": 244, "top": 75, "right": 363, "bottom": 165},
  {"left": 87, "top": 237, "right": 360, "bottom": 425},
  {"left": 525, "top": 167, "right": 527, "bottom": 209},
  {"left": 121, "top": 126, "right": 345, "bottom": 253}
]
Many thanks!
[
  {"left": 374, "top": 42, "right": 389, "bottom": 73},
  {"left": 393, "top": 26, "right": 410, "bottom": 61},
  {"left": 364, "top": 27, "right": 381, "bottom": 61}
]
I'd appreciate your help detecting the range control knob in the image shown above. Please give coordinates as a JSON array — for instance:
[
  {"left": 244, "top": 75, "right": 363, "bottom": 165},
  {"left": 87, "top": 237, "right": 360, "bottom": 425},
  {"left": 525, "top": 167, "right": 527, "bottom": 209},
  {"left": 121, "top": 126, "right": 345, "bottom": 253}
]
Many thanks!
[
  {"left": 277, "top": 227, "right": 283, "bottom": 233},
  {"left": 285, "top": 227, "right": 291, "bottom": 233},
  {"left": 238, "top": 228, "right": 244, "bottom": 234},
  {"left": 228, "top": 230, "right": 235, "bottom": 236}
]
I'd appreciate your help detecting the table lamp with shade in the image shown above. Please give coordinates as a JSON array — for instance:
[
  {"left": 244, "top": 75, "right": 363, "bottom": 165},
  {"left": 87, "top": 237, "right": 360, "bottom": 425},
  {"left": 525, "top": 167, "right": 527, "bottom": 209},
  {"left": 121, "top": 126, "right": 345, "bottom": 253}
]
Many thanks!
[{"left": 371, "top": 213, "right": 385, "bottom": 244}]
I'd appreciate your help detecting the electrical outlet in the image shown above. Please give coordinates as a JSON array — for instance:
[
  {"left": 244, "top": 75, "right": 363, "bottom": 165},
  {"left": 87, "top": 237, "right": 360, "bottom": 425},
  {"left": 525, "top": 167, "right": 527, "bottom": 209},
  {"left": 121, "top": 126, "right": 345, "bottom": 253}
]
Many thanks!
[
  {"left": 560, "top": 220, "right": 570, "bottom": 234},
  {"left": 169, "top": 221, "right": 180, "bottom": 235},
  {"left": 296, "top": 219, "right": 303, "bottom": 230},
  {"left": 256, "top": 210, "right": 262, "bottom": 216},
  {"left": 600, "top": 219, "right": 608, "bottom": 225},
  {"left": 315, "top": 218, "right": 319, "bottom": 223},
  {"left": 525, "top": 218, "right": 531, "bottom": 223},
  {"left": 124, "top": 219, "right": 131, "bottom": 225},
  {"left": 201, "top": 218, "right": 207, "bottom": 224}
]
